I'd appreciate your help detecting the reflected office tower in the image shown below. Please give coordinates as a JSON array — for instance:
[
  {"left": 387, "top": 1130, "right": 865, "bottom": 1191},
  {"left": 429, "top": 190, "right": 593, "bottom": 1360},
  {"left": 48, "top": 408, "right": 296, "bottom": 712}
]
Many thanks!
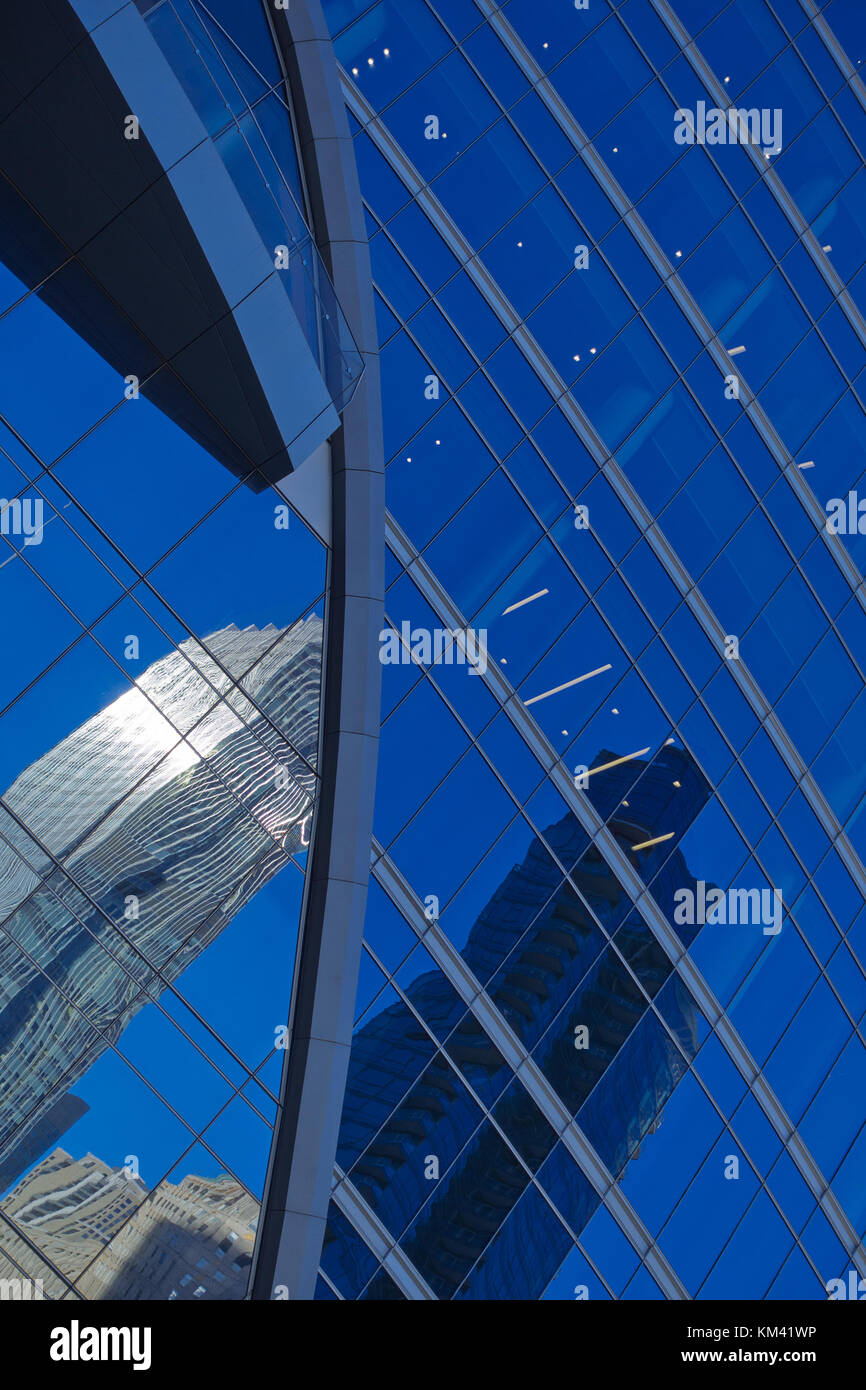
[
  {"left": 0, "top": 1147, "right": 258, "bottom": 1301},
  {"left": 0, "top": 619, "right": 322, "bottom": 1191},
  {"left": 0, "top": 1094, "right": 89, "bottom": 1197},
  {"left": 322, "top": 746, "right": 707, "bottom": 1299}
]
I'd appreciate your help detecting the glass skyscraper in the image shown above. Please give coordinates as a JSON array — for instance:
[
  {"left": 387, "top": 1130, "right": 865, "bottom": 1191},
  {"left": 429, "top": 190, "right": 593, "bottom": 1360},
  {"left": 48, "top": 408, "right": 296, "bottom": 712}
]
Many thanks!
[{"left": 1, "top": 0, "right": 865, "bottom": 1306}]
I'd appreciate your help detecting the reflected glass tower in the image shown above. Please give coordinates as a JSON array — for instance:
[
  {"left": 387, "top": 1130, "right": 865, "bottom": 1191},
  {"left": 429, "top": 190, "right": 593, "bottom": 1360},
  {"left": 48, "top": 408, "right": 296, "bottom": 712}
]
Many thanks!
[
  {"left": 0, "top": 618, "right": 320, "bottom": 1224},
  {"left": 321, "top": 745, "right": 705, "bottom": 1298}
]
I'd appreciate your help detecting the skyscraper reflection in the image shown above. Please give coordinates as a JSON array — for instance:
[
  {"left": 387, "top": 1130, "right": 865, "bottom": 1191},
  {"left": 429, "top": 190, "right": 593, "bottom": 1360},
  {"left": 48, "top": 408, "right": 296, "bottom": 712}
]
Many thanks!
[
  {"left": 0, "top": 620, "right": 322, "bottom": 1295},
  {"left": 323, "top": 744, "right": 708, "bottom": 1299}
]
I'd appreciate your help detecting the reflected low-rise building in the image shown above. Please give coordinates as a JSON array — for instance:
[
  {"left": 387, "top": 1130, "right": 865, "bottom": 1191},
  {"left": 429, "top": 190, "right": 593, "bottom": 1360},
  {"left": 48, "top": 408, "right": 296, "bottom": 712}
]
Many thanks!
[
  {"left": 0, "top": 1147, "right": 258, "bottom": 1301},
  {"left": 78, "top": 1169, "right": 259, "bottom": 1302},
  {"left": 0, "top": 1149, "right": 147, "bottom": 1297}
]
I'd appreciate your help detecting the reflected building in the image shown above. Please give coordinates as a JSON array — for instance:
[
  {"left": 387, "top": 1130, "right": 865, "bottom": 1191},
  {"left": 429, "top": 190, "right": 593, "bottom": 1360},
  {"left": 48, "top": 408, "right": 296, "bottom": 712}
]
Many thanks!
[
  {"left": 0, "top": 619, "right": 321, "bottom": 1199},
  {"left": 0, "top": 1094, "right": 89, "bottom": 1196},
  {"left": 79, "top": 1168, "right": 259, "bottom": 1302},
  {"left": 0, "top": 1149, "right": 146, "bottom": 1296},
  {"left": 321, "top": 745, "right": 707, "bottom": 1299},
  {"left": 0, "top": 1146, "right": 257, "bottom": 1301}
]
